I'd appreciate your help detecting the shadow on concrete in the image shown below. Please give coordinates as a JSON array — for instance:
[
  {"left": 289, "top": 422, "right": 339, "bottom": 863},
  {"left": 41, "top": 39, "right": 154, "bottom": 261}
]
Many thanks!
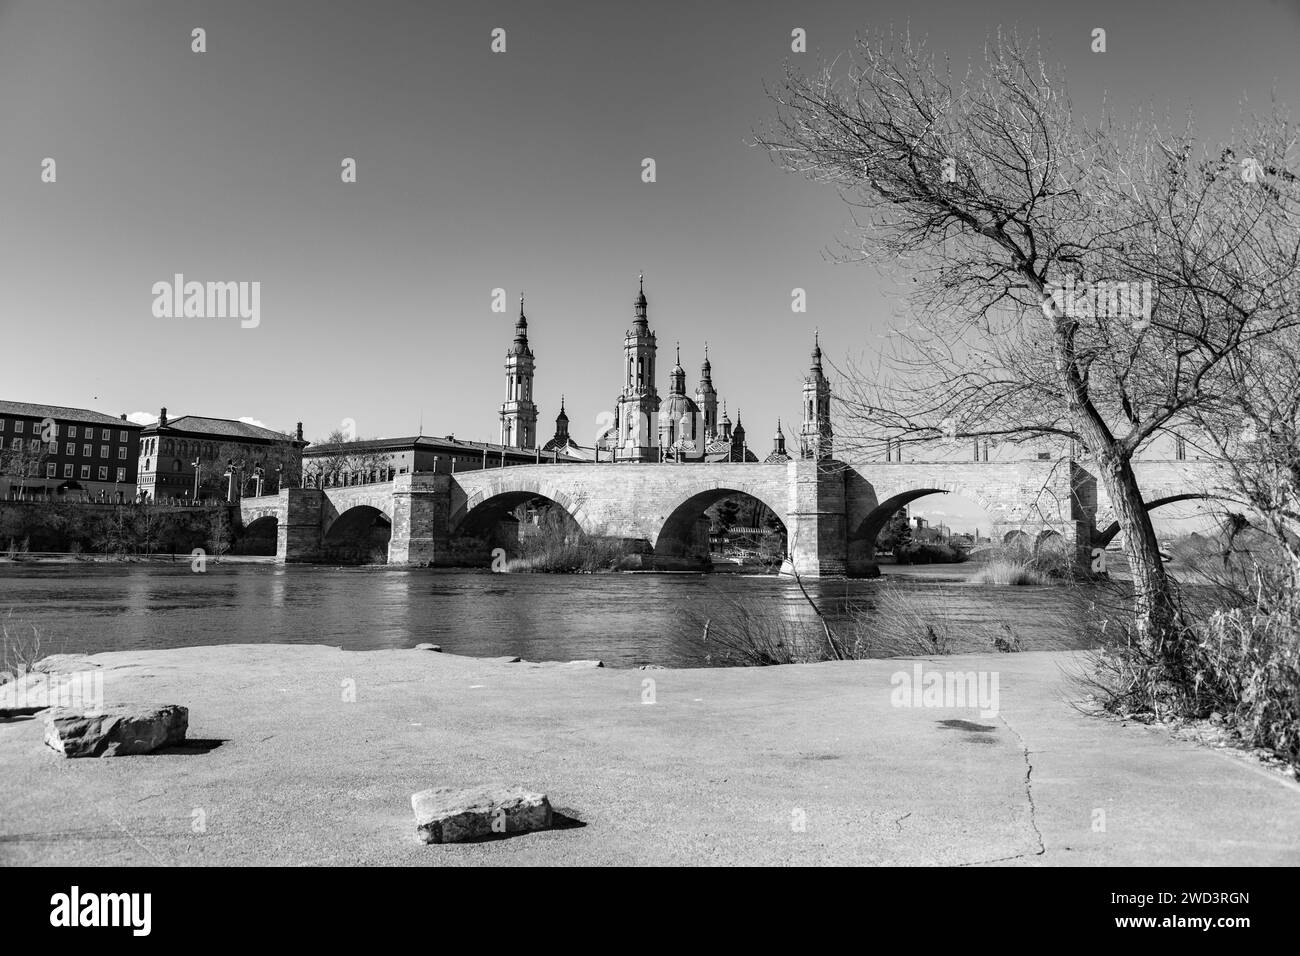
[{"left": 154, "top": 738, "right": 226, "bottom": 755}]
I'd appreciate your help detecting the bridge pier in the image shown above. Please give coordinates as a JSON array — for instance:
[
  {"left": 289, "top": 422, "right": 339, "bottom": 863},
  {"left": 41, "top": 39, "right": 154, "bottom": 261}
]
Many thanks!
[
  {"left": 276, "top": 487, "right": 324, "bottom": 564},
  {"left": 786, "top": 459, "right": 848, "bottom": 578},
  {"left": 388, "top": 473, "right": 450, "bottom": 566}
]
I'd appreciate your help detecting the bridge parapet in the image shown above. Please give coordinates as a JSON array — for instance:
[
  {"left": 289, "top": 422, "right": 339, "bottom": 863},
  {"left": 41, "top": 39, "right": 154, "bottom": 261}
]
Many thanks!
[{"left": 239, "top": 494, "right": 281, "bottom": 525}]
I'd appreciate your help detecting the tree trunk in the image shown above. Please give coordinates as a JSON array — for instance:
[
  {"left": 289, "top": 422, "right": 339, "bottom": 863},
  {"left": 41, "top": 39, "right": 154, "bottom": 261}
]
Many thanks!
[
  {"left": 1094, "top": 451, "right": 1188, "bottom": 705},
  {"left": 1042, "top": 292, "right": 1184, "bottom": 670}
]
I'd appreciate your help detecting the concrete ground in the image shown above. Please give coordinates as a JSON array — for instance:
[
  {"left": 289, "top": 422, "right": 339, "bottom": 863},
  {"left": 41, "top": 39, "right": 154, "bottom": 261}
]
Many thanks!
[{"left": 1, "top": 645, "right": 1297, "bottom": 866}]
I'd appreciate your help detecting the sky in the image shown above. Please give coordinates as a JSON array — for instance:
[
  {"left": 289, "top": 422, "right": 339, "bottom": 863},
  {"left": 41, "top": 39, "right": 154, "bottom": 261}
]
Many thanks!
[{"left": 3, "top": 0, "right": 1298, "bottom": 532}]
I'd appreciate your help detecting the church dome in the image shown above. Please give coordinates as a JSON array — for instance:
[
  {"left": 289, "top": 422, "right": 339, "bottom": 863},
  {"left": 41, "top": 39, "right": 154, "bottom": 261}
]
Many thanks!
[{"left": 661, "top": 392, "right": 700, "bottom": 421}]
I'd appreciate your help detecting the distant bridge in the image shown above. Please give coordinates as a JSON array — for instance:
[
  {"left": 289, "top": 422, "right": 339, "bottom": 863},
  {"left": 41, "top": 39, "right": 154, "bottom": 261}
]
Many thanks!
[{"left": 238, "top": 455, "right": 1223, "bottom": 576}]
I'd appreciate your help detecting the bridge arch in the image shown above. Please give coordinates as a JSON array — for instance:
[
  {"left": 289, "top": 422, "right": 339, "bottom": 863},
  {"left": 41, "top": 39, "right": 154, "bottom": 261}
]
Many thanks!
[
  {"left": 1093, "top": 493, "right": 1219, "bottom": 548},
  {"left": 323, "top": 504, "right": 392, "bottom": 564},
  {"left": 237, "top": 514, "right": 279, "bottom": 556},
  {"left": 851, "top": 484, "right": 1001, "bottom": 542},
  {"left": 454, "top": 489, "right": 585, "bottom": 538},
  {"left": 654, "top": 485, "right": 788, "bottom": 570},
  {"left": 1033, "top": 528, "right": 1065, "bottom": 555},
  {"left": 449, "top": 476, "right": 593, "bottom": 537}
]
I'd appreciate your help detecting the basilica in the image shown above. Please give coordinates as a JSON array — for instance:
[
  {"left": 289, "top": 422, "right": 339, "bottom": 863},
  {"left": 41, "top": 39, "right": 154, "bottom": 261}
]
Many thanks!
[{"left": 498, "top": 277, "right": 832, "bottom": 465}]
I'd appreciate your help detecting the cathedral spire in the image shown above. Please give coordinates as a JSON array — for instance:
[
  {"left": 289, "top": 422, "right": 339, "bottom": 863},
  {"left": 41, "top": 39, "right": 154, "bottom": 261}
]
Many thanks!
[
  {"left": 634, "top": 273, "right": 648, "bottom": 326},
  {"left": 669, "top": 341, "right": 686, "bottom": 396},
  {"left": 514, "top": 293, "right": 529, "bottom": 345},
  {"left": 694, "top": 342, "right": 718, "bottom": 442}
]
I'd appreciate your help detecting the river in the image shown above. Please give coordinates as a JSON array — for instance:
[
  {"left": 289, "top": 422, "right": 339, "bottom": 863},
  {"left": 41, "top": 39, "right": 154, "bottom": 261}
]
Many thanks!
[{"left": 0, "top": 561, "right": 1118, "bottom": 667}]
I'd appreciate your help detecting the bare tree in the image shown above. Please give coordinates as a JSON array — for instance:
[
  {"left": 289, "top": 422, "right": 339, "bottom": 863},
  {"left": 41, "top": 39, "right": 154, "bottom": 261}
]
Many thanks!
[
  {"left": 258, "top": 440, "right": 302, "bottom": 493},
  {"left": 0, "top": 440, "right": 50, "bottom": 499},
  {"left": 753, "top": 29, "right": 1299, "bottom": 659},
  {"left": 302, "top": 430, "right": 388, "bottom": 488}
]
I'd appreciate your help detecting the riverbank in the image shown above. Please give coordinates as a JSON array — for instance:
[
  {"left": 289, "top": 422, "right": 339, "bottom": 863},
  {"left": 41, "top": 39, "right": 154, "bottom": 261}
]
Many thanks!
[{"left": 1, "top": 644, "right": 1295, "bottom": 865}]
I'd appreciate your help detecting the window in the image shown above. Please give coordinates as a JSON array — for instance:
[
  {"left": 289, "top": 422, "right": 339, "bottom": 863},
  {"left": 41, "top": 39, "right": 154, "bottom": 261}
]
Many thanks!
[
  {"left": 65, "top": 442, "right": 75, "bottom": 455},
  {"left": 46, "top": 462, "right": 56, "bottom": 478},
  {"left": 63, "top": 464, "right": 73, "bottom": 478},
  {"left": 0, "top": 419, "right": 5, "bottom": 430},
  {"left": 82, "top": 444, "right": 91, "bottom": 457},
  {"left": 119, "top": 430, "right": 128, "bottom": 442},
  {"left": 116, "top": 468, "right": 126, "bottom": 482},
  {"left": 29, "top": 439, "right": 40, "bottom": 452},
  {"left": 99, "top": 445, "right": 108, "bottom": 458},
  {"left": 1175, "top": 435, "right": 1187, "bottom": 461},
  {"left": 101, "top": 428, "right": 110, "bottom": 441},
  {"left": 80, "top": 465, "right": 90, "bottom": 479},
  {"left": 118, "top": 447, "right": 127, "bottom": 460},
  {"left": 9, "top": 438, "right": 18, "bottom": 450},
  {"left": 68, "top": 426, "right": 77, "bottom": 438},
  {"left": 173, "top": 459, "right": 182, "bottom": 472},
  {"left": 98, "top": 466, "right": 108, "bottom": 481},
  {"left": 14, "top": 420, "right": 23, "bottom": 433}
]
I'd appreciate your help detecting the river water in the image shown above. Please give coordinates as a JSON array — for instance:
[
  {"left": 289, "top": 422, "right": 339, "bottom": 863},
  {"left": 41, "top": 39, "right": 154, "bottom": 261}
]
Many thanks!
[{"left": 0, "top": 562, "right": 1114, "bottom": 667}]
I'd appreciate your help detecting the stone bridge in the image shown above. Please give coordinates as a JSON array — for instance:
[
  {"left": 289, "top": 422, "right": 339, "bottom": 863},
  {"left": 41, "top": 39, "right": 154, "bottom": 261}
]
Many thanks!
[{"left": 238, "top": 455, "right": 1225, "bottom": 576}]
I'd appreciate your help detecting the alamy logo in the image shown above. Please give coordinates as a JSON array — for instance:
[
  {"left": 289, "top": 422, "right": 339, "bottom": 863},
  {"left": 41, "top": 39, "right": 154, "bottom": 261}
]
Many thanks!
[
  {"left": 151, "top": 273, "right": 260, "bottom": 328},
  {"left": 8, "top": 671, "right": 103, "bottom": 713},
  {"left": 1041, "top": 277, "right": 1153, "bottom": 328},
  {"left": 50, "top": 886, "right": 151, "bottom": 936},
  {"left": 890, "top": 663, "right": 999, "bottom": 717}
]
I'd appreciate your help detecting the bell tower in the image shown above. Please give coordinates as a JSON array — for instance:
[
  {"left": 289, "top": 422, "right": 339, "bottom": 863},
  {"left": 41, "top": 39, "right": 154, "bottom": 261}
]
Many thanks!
[
  {"left": 615, "top": 274, "right": 660, "bottom": 461},
  {"left": 800, "top": 331, "right": 832, "bottom": 460},
  {"left": 499, "top": 295, "right": 538, "bottom": 449}
]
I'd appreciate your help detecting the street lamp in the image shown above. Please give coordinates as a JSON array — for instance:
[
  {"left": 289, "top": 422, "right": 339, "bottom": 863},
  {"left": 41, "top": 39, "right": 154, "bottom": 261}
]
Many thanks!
[{"left": 191, "top": 458, "right": 201, "bottom": 502}]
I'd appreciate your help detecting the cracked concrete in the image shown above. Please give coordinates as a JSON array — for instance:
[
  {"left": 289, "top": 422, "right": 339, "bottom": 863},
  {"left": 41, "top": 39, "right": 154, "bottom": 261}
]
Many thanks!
[{"left": 1, "top": 645, "right": 1298, "bottom": 865}]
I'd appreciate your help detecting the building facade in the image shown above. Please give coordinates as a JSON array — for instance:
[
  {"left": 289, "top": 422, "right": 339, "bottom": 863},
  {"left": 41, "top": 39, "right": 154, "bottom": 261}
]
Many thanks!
[
  {"left": 0, "top": 400, "right": 142, "bottom": 502},
  {"left": 137, "top": 409, "right": 307, "bottom": 503}
]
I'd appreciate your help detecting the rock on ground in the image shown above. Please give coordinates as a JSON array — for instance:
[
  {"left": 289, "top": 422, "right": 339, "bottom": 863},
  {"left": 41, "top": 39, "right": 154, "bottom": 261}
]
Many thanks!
[
  {"left": 411, "top": 785, "right": 553, "bottom": 844},
  {"left": 44, "top": 704, "right": 189, "bottom": 758}
]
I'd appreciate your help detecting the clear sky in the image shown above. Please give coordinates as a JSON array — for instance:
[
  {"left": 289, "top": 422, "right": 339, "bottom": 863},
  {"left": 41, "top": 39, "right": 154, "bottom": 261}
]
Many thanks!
[{"left": 3, "top": 0, "right": 1298, "bottom": 531}]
